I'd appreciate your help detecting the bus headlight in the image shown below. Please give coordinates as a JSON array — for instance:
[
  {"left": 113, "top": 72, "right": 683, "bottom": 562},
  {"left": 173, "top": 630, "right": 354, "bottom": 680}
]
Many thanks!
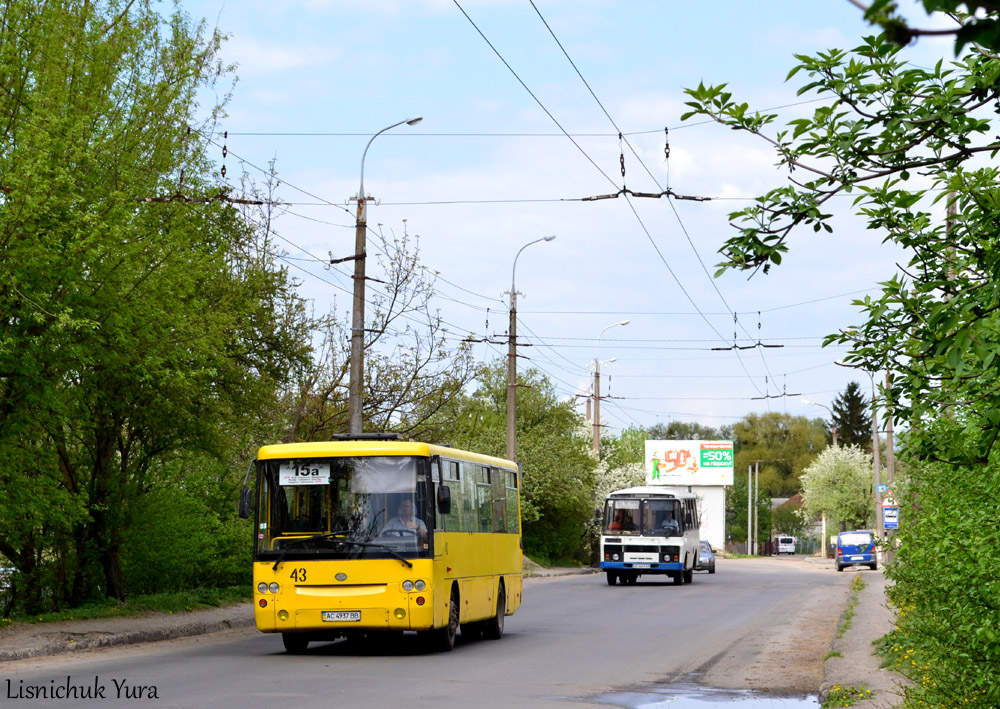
[
  {"left": 415, "top": 580, "right": 426, "bottom": 591},
  {"left": 402, "top": 580, "right": 414, "bottom": 592},
  {"left": 268, "top": 582, "right": 280, "bottom": 593},
  {"left": 612, "top": 553, "right": 620, "bottom": 561},
  {"left": 257, "top": 582, "right": 269, "bottom": 594}
]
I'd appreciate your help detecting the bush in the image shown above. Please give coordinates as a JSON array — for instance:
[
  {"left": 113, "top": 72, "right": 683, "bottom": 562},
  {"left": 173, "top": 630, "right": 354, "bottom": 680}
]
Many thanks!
[{"left": 887, "top": 421, "right": 1000, "bottom": 707}]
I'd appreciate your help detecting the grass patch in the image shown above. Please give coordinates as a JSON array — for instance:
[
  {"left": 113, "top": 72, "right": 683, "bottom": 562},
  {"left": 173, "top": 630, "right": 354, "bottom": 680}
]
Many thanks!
[
  {"left": 2, "top": 586, "right": 250, "bottom": 627},
  {"left": 837, "top": 574, "right": 867, "bottom": 638},
  {"left": 822, "top": 685, "right": 872, "bottom": 708},
  {"left": 824, "top": 650, "right": 843, "bottom": 661}
]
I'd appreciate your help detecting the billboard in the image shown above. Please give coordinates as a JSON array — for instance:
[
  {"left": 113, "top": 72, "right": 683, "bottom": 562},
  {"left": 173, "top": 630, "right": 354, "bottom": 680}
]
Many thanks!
[{"left": 645, "top": 440, "right": 734, "bottom": 486}]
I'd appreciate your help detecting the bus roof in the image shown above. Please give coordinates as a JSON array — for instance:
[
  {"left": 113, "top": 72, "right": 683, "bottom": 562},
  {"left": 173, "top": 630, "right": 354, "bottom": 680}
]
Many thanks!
[
  {"left": 606, "top": 485, "right": 696, "bottom": 500},
  {"left": 256, "top": 439, "right": 517, "bottom": 469}
]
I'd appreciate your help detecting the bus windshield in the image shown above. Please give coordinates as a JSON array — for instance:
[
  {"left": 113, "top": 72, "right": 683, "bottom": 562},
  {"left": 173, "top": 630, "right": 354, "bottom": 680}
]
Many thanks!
[
  {"left": 254, "top": 455, "right": 430, "bottom": 561},
  {"left": 603, "top": 498, "right": 682, "bottom": 536}
]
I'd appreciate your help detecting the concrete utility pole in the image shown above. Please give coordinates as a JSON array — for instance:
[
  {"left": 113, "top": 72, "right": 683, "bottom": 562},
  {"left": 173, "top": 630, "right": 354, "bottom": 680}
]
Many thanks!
[
  {"left": 506, "top": 235, "right": 555, "bottom": 461},
  {"left": 592, "top": 320, "right": 628, "bottom": 453},
  {"left": 347, "top": 116, "right": 422, "bottom": 435}
]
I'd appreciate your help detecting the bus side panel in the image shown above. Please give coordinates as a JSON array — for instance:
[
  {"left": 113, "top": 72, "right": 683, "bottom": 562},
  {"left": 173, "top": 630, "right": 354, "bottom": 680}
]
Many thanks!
[
  {"left": 495, "top": 532, "right": 523, "bottom": 615},
  {"left": 432, "top": 531, "right": 522, "bottom": 624}
]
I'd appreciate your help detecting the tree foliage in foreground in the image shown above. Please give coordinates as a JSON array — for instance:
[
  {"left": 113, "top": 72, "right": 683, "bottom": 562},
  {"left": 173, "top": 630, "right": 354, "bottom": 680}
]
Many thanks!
[
  {"left": 886, "top": 417, "right": 1000, "bottom": 706},
  {"left": 682, "top": 14, "right": 1000, "bottom": 706},
  {"left": 0, "top": 1, "right": 308, "bottom": 611}
]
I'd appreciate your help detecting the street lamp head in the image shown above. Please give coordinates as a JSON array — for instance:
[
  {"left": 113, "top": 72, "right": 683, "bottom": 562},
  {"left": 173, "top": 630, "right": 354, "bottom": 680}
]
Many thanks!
[
  {"left": 405, "top": 116, "right": 423, "bottom": 126},
  {"left": 619, "top": 319, "right": 630, "bottom": 327},
  {"left": 543, "top": 235, "right": 556, "bottom": 242}
]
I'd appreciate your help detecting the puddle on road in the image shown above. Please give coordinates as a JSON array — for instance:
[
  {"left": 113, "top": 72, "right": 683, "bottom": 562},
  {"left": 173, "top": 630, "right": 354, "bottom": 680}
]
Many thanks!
[{"left": 589, "top": 682, "right": 820, "bottom": 708}]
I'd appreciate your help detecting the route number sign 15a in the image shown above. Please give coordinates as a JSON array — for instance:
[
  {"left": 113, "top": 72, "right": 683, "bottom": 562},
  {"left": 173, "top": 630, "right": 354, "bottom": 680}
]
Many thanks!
[{"left": 279, "top": 462, "right": 331, "bottom": 486}]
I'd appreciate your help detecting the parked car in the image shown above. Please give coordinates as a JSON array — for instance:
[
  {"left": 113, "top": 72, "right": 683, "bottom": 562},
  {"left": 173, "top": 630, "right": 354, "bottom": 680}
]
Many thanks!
[
  {"left": 695, "top": 540, "right": 716, "bottom": 573},
  {"left": 835, "top": 530, "right": 877, "bottom": 571},
  {"left": 776, "top": 536, "right": 796, "bottom": 555}
]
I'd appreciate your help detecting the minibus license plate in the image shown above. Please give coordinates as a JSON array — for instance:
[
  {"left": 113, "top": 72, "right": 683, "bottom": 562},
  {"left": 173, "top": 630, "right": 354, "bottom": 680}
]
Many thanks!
[
  {"left": 323, "top": 611, "right": 360, "bottom": 622},
  {"left": 633, "top": 563, "right": 650, "bottom": 568}
]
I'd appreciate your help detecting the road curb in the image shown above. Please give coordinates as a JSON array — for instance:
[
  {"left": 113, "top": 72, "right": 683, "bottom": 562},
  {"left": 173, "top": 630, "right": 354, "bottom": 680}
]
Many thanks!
[{"left": 0, "top": 607, "right": 255, "bottom": 663}]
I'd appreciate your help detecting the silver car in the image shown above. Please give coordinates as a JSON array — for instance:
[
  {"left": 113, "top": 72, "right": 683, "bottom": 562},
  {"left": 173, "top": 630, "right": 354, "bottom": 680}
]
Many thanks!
[{"left": 696, "top": 540, "right": 716, "bottom": 573}]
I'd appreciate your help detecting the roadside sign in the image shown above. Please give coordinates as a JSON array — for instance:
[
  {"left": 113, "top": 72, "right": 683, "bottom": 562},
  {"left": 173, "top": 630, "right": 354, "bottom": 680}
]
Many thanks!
[
  {"left": 883, "top": 506, "right": 899, "bottom": 529},
  {"left": 877, "top": 484, "right": 887, "bottom": 495},
  {"left": 881, "top": 488, "right": 897, "bottom": 507}
]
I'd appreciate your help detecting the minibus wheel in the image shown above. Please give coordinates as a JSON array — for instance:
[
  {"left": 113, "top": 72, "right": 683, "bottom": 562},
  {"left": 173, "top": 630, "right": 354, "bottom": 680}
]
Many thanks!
[
  {"left": 484, "top": 583, "right": 505, "bottom": 639},
  {"left": 606, "top": 571, "right": 618, "bottom": 585},
  {"left": 282, "top": 633, "right": 309, "bottom": 654}
]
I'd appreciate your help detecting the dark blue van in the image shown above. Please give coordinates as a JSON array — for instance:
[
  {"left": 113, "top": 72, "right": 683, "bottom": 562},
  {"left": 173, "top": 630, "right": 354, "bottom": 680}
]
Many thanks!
[{"left": 835, "top": 530, "right": 877, "bottom": 571}]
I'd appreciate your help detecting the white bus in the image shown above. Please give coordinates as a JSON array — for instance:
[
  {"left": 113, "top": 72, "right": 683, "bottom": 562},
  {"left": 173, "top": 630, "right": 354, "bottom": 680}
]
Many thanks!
[{"left": 599, "top": 486, "right": 700, "bottom": 585}]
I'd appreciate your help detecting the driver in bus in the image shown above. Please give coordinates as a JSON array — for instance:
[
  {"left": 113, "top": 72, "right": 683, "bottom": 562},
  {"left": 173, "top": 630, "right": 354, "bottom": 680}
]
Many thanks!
[
  {"left": 381, "top": 499, "right": 428, "bottom": 541},
  {"left": 660, "top": 511, "right": 680, "bottom": 535}
]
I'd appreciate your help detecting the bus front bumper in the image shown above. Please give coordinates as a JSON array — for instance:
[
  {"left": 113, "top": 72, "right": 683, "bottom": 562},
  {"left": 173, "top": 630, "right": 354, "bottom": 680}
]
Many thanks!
[{"left": 601, "top": 561, "right": 683, "bottom": 572}]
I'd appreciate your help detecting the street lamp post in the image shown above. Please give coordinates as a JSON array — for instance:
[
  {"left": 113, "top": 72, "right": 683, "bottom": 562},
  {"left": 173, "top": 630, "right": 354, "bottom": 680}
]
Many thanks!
[
  {"left": 801, "top": 398, "right": 837, "bottom": 446},
  {"left": 506, "top": 235, "right": 556, "bottom": 461},
  {"left": 835, "top": 362, "right": 883, "bottom": 551},
  {"left": 347, "top": 116, "right": 423, "bottom": 435},
  {"left": 593, "top": 320, "right": 629, "bottom": 453}
]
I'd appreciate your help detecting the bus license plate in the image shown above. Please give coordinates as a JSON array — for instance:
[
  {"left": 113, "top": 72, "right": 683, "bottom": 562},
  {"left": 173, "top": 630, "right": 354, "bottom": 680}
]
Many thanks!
[
  {"left": 322, "top": 611, "right": 360, "bottom": 622},
  {"left": 633, "top": 563, "right": 650, "bottom": 568}
]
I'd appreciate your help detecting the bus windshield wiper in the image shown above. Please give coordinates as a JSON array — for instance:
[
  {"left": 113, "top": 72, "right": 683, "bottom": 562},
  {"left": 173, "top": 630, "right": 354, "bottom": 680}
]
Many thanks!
[
  {"left": 271, "top": 531, "right": 350, "bottom": 570},
  {"left": 332, "top": 539, "right": 414, "bottom": 568},
  {"left": 270, "top": 531, "right": 414, "bottom": 570}
]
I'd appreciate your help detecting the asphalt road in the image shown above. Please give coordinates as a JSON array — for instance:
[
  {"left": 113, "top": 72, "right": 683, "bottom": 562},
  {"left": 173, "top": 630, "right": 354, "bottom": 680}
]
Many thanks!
[{"left": 0, "top": 558, "right": 851, "bottom": 709}]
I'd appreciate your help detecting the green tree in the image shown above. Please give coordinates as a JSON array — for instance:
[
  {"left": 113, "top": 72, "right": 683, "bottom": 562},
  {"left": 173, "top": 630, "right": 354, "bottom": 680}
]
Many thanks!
[
  {"left": 832, "top": 382, "right": 873, "bottom": 450},
  {"left": 448, "top": 361, "right": 597, "bottom": 564},
  {"left": 0, "top": 1, "right": 308, "bottom": 609},
  {"left": 771, "top": 500, "right": 809, "bottom": 539},
  {"left": 732, "top": 413, "right": 827, "bottom": 497},
  {"left": 646, "top": 421, "right": 726, "bottom": 441},
  {"left": 724, "top": 469, "right": 772, "bottom": 547},
  {"left": 799, "top": 445, "right": 874, "bottom": 532}
]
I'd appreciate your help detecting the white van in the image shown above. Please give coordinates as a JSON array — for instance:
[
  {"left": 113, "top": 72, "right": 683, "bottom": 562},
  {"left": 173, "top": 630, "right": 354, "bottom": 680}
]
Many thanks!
[{"left": 776, "top": 536, "right": 796, "bottom": 555}]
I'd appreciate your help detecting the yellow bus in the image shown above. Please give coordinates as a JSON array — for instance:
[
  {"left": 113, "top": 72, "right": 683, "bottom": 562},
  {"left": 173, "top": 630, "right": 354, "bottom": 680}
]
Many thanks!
[{"left": 238, "top": 434, "right": 523, "bottom": 653}]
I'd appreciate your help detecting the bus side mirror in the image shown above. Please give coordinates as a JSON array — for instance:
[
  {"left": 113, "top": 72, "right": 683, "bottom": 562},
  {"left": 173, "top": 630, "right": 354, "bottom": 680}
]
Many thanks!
[
  {"left": 437, "top": 485, "right": 452, "bottom": 515},
  {"left": 238, "top": 488, "right": 254, "bottom": 519}
]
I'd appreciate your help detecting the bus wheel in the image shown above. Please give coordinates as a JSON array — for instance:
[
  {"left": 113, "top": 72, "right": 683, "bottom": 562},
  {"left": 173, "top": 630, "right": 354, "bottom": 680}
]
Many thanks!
[
  {"left": 431, "top": 586, "right": 460, "bottom": 652},
  {"left": 673, "top": 571, "right": 684, "bottom": 585},
  {"left": 282, "top": 633, "right": 309, "bottom": 654},
  {"left": 484, "top": 583, "right": 506, "bottom": 640},
  {"left": 606, "top": 571, "right": 617, "bottom": 586},
  {"left": 683, "top": 568, "right": 693, "bottom": 584}
]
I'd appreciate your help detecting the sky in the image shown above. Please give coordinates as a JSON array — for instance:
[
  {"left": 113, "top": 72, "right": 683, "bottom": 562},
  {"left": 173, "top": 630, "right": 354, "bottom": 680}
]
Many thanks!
[{"left": 180, "top": 0, "right": 955, "bottom": 436}]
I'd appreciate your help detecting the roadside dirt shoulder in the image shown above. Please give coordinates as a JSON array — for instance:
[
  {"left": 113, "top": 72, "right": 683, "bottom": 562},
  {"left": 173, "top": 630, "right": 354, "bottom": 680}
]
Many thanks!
[{"left": 700, "top": 557, "right": 850, "bottom": 694}]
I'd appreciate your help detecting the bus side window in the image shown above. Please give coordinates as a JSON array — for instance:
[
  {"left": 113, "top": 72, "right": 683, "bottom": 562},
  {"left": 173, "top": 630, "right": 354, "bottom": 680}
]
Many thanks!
[
  {"left": 505, "top": 469, "right": 519, "bottom": 534},
  {"left": 491, "top": 466, "right": 506, "bottom": 533},
  {"left": 461, "top": 461, "right": 476, "bottom": 532},
  {"left": 438, "top": 459, "right": 462, "bottom": 531}
]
